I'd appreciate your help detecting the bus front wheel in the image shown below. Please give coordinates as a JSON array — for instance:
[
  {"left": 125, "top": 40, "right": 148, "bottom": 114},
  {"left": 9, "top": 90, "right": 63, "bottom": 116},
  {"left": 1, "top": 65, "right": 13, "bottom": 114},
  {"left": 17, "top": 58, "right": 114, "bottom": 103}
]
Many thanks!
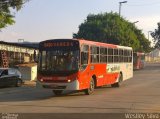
[
  {"left": 84, "top": 78, "right": 95, "bottom": 95},
  {"left": 53, "top": 90, "right": 63, "bottom": 96},
  {"left": 111, "top": 73, "right": 123, "bottom": 88}
]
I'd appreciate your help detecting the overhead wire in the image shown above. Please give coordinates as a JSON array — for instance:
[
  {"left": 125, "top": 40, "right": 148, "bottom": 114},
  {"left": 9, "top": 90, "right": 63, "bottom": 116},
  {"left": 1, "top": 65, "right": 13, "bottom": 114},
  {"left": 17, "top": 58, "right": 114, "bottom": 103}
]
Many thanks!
[{"left": 127, "top": 1, "right": 160, "bottom": 7}]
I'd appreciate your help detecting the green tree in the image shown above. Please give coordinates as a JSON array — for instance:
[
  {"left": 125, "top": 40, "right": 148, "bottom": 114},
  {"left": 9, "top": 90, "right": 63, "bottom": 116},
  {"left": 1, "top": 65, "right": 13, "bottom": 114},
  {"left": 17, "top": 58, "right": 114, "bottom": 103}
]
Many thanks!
[
  {"left": 0, "top": 0, "right": 29, "bottom": 29},
  {"left": 73, "top": 12, "right": 151, "bottom": 52},
  {"left": 151, "top": 22, "right": 160, "bottom": 48}
]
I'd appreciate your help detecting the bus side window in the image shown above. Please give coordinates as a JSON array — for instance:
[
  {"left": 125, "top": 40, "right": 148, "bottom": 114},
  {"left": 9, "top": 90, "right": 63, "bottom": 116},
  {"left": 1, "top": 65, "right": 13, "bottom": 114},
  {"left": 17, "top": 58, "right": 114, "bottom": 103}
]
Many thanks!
[
  {"left": 119, "top": 49, "right": 124, "bottom": 62},
  {"left": 90, "top": 46, "right": 99, "bottom": 63},
  {"left": 108, "top": 48, "right": 113, "bottom": 63},
  {"left": 81, "top": 45, "right": 89, "bottom": 70}
]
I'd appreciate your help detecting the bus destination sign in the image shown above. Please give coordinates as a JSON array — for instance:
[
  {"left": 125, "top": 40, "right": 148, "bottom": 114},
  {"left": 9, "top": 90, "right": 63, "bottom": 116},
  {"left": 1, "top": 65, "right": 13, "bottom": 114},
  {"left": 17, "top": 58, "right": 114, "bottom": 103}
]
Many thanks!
[{"left": 44, "top": 42, "right": 74, "bottom": 48}]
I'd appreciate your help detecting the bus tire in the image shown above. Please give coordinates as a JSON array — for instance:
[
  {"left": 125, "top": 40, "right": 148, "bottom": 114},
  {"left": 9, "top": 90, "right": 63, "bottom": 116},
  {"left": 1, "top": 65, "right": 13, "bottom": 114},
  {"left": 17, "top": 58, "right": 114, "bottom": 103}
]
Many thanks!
[
  {"left": 53, "top": 90, "right": 63, "bottom": 96},
  {"left": 84, "top": 78, "right": 95, "bottom": 95},
  {"left": 111, "top": 73, "right": 123, "bottom": 88}
]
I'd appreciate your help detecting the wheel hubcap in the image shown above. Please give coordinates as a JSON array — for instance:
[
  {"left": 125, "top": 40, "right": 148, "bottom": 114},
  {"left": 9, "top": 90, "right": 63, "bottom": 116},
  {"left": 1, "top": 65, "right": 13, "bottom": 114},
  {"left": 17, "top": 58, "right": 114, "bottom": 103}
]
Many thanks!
[{"left": 90, "top": 80, "right": 94, "bottom": 92}]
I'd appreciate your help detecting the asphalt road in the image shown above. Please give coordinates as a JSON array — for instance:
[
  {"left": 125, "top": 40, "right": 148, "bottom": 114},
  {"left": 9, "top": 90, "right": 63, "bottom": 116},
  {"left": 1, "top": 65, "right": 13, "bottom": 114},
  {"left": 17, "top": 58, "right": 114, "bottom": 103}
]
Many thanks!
[{"left": 0, "top": 62, "right": 160, "bottom": 113}]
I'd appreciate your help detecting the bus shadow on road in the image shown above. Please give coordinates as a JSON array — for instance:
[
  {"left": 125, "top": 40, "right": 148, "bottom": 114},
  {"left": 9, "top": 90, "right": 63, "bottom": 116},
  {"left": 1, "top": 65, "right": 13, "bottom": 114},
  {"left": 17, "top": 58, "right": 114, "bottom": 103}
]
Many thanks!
[
  {"left": 60, "top": 85, "right": 114, "bottom": 97},
  {"left": 0, "top": 84, "right": 125, "bottom": 102}
]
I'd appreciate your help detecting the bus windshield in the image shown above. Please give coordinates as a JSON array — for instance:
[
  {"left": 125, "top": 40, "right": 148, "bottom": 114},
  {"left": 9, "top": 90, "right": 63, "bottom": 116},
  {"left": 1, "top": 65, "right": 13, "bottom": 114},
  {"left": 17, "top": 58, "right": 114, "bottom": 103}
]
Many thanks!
[{"left": 38, "top": 50, "right": 79, "bottom": 75}]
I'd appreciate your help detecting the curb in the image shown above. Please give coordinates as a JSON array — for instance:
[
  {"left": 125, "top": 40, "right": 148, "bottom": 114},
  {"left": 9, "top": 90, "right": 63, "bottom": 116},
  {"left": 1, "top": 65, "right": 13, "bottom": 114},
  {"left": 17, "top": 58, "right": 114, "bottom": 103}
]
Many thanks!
[{"left": 23, "top": 81, "right": 36, "bottom": 87}]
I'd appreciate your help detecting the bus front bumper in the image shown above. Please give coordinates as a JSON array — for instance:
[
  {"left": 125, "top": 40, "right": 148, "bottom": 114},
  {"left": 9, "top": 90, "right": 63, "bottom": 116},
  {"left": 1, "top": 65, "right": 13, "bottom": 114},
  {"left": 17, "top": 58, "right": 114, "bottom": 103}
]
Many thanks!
[{"left": 36, "top": 80, "right": 79, "bottom": 91}]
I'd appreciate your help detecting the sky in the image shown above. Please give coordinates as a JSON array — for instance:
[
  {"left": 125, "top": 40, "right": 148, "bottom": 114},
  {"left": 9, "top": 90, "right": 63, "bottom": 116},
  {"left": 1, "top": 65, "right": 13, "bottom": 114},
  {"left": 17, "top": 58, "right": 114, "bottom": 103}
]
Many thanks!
[{"left": 0, "top": 0, "right": 160, "bottom": 43}]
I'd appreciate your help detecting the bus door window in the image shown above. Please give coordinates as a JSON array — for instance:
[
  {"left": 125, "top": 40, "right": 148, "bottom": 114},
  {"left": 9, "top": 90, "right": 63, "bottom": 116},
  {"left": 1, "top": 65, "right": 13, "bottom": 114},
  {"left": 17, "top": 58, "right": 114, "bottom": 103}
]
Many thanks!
[{"left": 80, "top": 45, "right": 89, "bottom": 70}]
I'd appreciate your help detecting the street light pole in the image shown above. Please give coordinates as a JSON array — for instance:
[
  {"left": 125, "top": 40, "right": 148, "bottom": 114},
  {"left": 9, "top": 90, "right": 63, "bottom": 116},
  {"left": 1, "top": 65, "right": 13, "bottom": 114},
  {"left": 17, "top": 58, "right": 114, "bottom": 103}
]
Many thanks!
[{"left": 119, "top": 1, "right": 127, "bottom": 16}]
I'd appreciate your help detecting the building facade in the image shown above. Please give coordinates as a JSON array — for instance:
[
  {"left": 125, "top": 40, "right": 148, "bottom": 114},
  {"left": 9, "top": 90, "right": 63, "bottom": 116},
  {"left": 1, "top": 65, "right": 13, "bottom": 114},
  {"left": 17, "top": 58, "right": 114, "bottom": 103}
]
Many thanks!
[
  {"left": 0, "top": 41, "right": 38, "bottom": 67},
  {"left": 145, "top": 48, "right": 160, "bottom": 62}
]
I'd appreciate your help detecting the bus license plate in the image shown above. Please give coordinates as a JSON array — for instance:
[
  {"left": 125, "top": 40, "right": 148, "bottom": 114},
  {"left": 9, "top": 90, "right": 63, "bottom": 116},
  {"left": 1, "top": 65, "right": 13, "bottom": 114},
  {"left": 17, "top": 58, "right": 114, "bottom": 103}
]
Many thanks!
[
  {"left": 50, "top": 85, "right": 58, "bottom": 88},
  {"left": 45, "top": 85, "right": 58, "bottom": 88}
]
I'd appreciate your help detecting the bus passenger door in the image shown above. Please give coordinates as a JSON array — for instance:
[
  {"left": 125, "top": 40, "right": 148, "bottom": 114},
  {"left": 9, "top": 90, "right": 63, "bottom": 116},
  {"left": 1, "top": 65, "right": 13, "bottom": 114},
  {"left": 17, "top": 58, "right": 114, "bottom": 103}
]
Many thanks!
[{"left": 79, "top": 45, "right": 90, "bottom": 90}]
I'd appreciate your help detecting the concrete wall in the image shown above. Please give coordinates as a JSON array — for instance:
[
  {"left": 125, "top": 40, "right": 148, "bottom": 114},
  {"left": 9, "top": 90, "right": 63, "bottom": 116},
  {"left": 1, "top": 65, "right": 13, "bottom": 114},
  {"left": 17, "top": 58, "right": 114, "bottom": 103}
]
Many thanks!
[
  {"left": 145, "top": 49, "right": 160, "bottom": 62},
  {"left": 18, "top": 64, "right": 37, "bottom": 81}
]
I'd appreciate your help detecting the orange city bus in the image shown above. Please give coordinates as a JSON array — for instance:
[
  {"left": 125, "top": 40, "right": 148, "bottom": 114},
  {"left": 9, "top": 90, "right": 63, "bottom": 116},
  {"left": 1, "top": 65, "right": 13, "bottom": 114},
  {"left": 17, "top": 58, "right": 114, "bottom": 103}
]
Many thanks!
[
  {"left": 37, "top": 39, "right": 133, "bottom": 95},
  {"left": 133, "top": 52, "right": 145, "bottom": 70}
]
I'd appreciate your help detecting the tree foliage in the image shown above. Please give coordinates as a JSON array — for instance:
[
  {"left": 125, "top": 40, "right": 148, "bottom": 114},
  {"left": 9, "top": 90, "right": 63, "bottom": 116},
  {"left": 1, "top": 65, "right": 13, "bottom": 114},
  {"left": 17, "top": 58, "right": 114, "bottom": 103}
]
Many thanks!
[
  {"left": 73, "top": 12, "right": 151, "bottom": 52},
  {"left": 151, "top": 22, "right": 160, "bottom": 48},
  {"left": 134, "top": 29, "right": 151, "bottom": 52},
  {"left": 0, "top": 0, "right": 29, "bottom": 29}
]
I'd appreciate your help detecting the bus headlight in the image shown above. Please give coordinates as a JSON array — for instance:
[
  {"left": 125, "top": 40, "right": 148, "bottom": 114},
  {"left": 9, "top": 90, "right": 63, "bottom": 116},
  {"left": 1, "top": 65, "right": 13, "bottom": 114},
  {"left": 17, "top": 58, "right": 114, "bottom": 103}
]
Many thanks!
[
  {"left": 40, "top": 78, "right": 44, "bottom": 82},
  {"left": 67, "top": 79, "right": 71, "bottom": 83}
]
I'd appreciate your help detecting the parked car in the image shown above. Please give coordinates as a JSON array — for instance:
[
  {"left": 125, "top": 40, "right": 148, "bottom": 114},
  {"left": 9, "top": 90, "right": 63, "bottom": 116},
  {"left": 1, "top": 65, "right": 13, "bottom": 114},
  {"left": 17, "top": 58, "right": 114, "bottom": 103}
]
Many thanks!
[{"left": 0, "top": 68, "right": 23, "bottom": 87}]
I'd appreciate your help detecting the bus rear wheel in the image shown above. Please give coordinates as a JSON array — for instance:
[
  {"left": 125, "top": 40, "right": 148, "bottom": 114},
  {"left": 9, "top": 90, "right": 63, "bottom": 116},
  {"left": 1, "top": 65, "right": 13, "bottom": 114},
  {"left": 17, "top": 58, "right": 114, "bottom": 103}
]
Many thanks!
[
  {"left": 53, "top": 90, "right": 63, "bottom": 96},
  {"left": 111, "top": 73, "right": 123, "bottom": 88},
  {"left": 84, "top": 78, "right": 95, "bottom": 95}
]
